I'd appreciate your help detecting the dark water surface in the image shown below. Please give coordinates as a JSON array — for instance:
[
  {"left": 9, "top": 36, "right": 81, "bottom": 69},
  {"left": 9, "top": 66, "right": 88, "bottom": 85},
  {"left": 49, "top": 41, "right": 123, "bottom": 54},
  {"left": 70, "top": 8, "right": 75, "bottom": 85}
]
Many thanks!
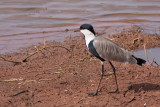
[{"left": 0, "top": 0, "right": 160, "bottom": 53}]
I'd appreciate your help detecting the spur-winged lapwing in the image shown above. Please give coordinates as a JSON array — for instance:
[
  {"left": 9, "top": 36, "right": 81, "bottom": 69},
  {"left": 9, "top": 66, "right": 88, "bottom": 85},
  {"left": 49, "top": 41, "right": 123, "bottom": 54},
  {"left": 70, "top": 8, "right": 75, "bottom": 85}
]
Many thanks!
[{"left": 80, "top": 24, "right": 146, "bottom": 96}]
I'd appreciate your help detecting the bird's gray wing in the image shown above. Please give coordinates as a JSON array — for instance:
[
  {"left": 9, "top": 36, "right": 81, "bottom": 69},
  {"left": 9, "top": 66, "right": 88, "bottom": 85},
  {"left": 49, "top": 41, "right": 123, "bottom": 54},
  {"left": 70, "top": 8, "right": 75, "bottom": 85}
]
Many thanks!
[{"left": 93, "top": 36, "right": 136, "bottom": 63}]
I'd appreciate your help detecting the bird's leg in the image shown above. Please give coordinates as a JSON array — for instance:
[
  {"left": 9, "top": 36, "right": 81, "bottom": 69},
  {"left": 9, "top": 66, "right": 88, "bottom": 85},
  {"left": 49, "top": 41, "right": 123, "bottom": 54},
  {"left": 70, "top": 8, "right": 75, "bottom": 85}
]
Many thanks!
[
  {"left": 88, "top": 61, "right": 104, "bottom": 96},
  {"left": 108, "top": 61, "right": 119, "bottom": 93}
]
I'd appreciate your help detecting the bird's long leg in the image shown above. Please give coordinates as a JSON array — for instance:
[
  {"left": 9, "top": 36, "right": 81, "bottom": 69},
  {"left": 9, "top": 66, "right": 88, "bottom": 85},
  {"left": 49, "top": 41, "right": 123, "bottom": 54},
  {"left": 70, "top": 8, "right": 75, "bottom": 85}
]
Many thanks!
[
  {"left": 88, "top": 61, "right": 104, "bottom": 96},
  {"left": 108, "top": 61, "right": 119, "bottom": 93}
]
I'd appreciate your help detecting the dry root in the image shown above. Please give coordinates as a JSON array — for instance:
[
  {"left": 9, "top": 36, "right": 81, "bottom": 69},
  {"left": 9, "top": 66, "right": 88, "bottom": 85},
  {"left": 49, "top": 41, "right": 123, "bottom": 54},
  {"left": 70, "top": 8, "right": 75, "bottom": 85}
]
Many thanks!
[{"left": 0, "top": 39, "right": 70, "bottom": 65}]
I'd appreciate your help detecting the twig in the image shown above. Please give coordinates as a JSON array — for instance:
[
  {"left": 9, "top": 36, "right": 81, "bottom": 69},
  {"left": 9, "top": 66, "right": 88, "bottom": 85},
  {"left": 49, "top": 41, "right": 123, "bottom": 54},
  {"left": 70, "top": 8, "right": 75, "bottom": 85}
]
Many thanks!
[
  {"left": 22, "top": 39, "right": 70, "bottom": 62},
  {"left": 133, "top": 38, "right": 139, "bottom": 44},
  {"left": 0, "top": 39, "right": 70, "bottom": 64},
  {"left": 10, "top": 90, "right": 34, "bottom": 98},
  {"left": 128, "top": 97, "right": 136, "bottom": 103},
  {"left": 143, "top": 44, "right": 150, "bottom": 65},
  {"left": 22, "top": 47, "right": 44, "bottom": 62},
  {"left": 154, "top": 61, "right": 159, "bottom": 66},
  {"left": 3, "top": 77, "right": 23, "bottom": 82},
  {"left": 44, "top": 39, "right": 46, "bottom": 48},
  {"left": 0, "top": 56, "right": 22, "bottom": 65},
  {"left": 151, "top": 58, "right": 159, "bottom": 66},
  {"left": 34, "top": 46, "right": 39, "bottom": 51},
  {"left": 23, "top": 45, "right": 69, "bottom": 62},
  {"left": 150, "top": 58, "right": 155, "bottom": 65},
  {"left": 10, "top": 90, "right": 29, "bottom": 97},
  {"left": 45, "top": 45, "right": 70, "bottom": 52}
]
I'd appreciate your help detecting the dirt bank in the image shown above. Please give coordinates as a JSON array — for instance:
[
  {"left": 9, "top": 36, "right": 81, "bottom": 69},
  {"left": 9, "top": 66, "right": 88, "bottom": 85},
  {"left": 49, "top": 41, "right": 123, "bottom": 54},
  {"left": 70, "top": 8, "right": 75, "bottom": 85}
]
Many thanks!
[{"left": 0, "top": 30, "right": 160, "bottom": 107}]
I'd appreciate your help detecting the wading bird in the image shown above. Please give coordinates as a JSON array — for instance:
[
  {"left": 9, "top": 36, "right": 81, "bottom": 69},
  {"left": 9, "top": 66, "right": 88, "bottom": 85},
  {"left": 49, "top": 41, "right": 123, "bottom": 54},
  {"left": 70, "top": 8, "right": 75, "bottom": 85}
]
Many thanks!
[{"left": 80, "top": 24, "right": 146, "bottom": 96}]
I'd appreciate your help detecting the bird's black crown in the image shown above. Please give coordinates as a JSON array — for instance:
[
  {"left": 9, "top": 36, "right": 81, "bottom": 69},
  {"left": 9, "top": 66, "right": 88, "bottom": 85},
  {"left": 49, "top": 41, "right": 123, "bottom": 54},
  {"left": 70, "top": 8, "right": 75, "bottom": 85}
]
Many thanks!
[{"left": 80, "top": 24, "right": 96, "bottom": 35}]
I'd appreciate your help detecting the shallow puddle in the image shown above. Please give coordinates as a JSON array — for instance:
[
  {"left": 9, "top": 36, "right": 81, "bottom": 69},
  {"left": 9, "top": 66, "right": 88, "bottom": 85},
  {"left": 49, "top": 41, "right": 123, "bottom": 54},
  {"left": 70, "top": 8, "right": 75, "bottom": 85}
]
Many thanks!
[{"left": 134, "top": 47, "right": 160, "bottom": 66}]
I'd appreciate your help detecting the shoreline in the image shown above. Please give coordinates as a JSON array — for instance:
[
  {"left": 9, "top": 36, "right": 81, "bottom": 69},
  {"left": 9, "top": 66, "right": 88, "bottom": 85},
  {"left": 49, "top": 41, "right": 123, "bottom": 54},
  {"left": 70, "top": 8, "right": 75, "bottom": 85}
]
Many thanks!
[
  {"left": 1, "top": 24, "right": 160, "bottom": 54},
  {"left": 0, "top": 28, "right": 160, "bottom": 106}
]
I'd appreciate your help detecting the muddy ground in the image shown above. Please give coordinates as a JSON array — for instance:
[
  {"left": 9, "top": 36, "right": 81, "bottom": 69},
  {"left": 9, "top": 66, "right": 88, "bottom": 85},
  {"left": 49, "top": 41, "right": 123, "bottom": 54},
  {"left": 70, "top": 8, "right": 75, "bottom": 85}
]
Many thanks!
[{"left": 0, "top": 29, "right": 160, "bottom": 107}]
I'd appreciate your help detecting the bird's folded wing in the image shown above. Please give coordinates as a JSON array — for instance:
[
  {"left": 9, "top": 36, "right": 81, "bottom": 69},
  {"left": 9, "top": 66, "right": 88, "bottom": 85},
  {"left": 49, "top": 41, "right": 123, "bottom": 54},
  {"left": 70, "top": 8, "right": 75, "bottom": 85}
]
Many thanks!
[{"left": 93, "top": 36, "right": 132, "bottom": 62}]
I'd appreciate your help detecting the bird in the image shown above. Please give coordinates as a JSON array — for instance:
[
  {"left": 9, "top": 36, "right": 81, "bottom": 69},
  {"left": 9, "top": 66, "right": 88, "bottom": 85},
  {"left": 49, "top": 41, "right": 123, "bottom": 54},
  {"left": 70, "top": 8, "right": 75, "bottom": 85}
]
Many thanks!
[{"left": 80, "top": 24, "right": 146, "bottom": 96}]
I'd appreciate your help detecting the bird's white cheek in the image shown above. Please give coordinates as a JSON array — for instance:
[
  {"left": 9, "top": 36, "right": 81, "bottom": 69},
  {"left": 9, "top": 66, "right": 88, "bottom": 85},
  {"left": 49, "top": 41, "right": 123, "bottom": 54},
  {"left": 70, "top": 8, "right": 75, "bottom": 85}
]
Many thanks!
[{"left": 80, "top": 29, "right": 93, "bottom": 36}]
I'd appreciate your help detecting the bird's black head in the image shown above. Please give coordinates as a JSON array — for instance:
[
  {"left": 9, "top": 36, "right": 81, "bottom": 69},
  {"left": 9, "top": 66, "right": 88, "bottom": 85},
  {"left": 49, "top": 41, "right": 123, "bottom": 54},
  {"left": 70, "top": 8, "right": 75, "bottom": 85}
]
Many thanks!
[{"left": 80, "top": 24, "right": 96, "bottom": 35}]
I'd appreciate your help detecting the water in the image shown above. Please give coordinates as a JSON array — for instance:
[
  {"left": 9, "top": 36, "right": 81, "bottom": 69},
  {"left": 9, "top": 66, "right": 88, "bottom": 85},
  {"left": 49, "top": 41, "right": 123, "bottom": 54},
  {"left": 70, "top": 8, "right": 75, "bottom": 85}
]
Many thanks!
[
  {"left": 0, "top": 0, "right": 160, "bottom": 53},
  {"left": 134, "top": 48, "right": 160, "bottom": 66}
]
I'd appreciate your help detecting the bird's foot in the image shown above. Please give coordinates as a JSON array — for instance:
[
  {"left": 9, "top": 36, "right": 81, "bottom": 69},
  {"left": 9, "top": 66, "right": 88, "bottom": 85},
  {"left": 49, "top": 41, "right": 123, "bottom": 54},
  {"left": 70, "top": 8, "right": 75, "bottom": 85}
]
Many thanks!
[
  {"left": 109, "top": 88, "right": 119, "bottom": 93},
  {"left": 88, "top": 92, "right": 98, "bottom": 96}
]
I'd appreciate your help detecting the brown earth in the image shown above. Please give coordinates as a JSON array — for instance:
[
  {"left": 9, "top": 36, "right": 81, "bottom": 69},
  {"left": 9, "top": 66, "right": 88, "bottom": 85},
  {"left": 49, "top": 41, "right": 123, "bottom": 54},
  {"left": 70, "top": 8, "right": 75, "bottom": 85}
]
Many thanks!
[{"left": 0, "top": 29, "right": 160, "bottom": 107}]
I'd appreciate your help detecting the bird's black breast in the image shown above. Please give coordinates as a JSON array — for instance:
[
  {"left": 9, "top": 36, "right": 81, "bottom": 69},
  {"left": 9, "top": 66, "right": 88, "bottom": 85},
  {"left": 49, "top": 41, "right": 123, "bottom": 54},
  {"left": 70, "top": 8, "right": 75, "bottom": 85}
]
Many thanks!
[{"left": 88, "top": 40, "right": 105, "bottom": 61}]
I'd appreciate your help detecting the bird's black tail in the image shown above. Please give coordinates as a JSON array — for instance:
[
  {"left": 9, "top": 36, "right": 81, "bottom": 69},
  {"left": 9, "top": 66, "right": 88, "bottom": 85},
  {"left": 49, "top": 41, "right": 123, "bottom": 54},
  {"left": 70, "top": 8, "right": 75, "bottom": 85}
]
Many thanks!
[{"left": 132, "top": 55, "right": 146, "bottom": 66}]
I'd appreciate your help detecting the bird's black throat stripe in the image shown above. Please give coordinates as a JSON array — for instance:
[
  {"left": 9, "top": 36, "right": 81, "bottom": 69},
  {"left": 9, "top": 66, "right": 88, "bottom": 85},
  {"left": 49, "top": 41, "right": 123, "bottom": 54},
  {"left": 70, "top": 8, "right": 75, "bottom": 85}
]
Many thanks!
[{"left": 88, "top": 40, "right": 105, "bottom": 61}]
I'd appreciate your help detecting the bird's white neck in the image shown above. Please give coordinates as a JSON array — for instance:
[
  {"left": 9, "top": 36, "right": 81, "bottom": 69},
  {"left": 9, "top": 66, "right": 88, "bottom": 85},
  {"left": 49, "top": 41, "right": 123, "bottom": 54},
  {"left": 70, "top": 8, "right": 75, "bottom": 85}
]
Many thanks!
[{"left": 80, "top": 29, "right": 96, "bottom": 48}]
